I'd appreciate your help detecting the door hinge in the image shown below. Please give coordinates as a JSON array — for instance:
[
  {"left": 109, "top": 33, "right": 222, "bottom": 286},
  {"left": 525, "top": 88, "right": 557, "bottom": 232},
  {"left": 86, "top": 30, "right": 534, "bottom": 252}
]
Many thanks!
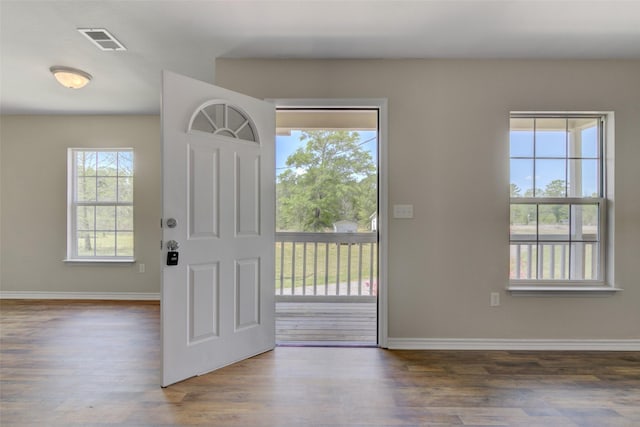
[{"left": 160, "top": 240, "right": 163, "bottom": 250}]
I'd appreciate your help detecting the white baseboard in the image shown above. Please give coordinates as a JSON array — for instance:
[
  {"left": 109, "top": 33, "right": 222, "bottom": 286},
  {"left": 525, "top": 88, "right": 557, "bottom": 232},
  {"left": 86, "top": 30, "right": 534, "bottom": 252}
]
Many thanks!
[
  {"left": 387, "top": 338, "right": 640, "bottom": 351},
  {"left": 0, "top": 291, "right": 160, "bottom": 301}
]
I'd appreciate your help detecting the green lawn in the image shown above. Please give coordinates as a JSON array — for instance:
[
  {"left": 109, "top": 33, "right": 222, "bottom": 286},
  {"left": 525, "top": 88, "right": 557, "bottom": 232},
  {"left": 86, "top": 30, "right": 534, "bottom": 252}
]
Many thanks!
[{"left": 76, "top": 232, "right": 134, "bottom": 257}]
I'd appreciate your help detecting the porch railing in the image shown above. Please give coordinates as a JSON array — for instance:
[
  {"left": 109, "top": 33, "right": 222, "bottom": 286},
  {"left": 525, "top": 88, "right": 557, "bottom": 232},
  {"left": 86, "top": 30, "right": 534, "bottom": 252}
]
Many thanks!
[
  {"left": 275, "top": 232, "right": 377, "bottom": 300},
  {"left": 510, "top": 237, "right": 599, "bottom": 280}
]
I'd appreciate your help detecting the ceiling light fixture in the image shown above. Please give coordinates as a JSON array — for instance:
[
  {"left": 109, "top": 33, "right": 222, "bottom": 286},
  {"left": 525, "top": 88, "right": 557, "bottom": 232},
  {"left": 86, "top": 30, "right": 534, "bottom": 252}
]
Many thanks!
[{"left": 50, "top": 66, "right": 92, "bottom": 89}]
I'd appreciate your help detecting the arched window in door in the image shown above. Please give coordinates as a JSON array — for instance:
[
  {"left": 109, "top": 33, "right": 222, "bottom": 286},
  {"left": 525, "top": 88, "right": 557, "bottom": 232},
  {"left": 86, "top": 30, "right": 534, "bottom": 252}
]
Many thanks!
[{"left": 188, "top": 101, "right": 258, "bottom": 143}]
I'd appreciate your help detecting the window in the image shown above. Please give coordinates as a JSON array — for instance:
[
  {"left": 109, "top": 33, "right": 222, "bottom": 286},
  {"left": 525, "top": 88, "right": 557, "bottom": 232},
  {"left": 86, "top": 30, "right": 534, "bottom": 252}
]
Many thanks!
[
  {"left": 189, "top": 101, "right": 258, "bottom": 142},
  {"left": 67, "top": 149, "right": 134, "bottom": 261},
  {"left": 509, "top": 114, "right": 606, "bottom": 287}
]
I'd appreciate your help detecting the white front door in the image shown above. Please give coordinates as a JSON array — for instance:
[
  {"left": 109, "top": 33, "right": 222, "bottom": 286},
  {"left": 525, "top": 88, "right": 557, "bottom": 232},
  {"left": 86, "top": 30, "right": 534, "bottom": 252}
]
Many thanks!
[{"left": 161, "top": 71, "right": 275, "bottom": 387}]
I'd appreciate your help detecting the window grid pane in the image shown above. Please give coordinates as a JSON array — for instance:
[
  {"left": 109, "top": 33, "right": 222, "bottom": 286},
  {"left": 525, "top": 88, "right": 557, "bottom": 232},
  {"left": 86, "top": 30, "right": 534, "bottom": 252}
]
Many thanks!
[
  {"left": 510, "top": 244, "right": 537, "bottom": 279},
  {"left": 77, "top": 232, "right": 95, "bottom": 257},
  {"left": 510, "top": 114, "right": 604, "bottom": 283},
  {"left": 510, "top": 117, "right": 603, "bottom": 200},
  {"left": 71, "top": 149, "right": 134, "bottom": 259},
  {"left": 538, "top": 242, "right": 569, "bottom": 280},
  {"left": 509, "top": 201, "right": 602, "bottom": 281}
]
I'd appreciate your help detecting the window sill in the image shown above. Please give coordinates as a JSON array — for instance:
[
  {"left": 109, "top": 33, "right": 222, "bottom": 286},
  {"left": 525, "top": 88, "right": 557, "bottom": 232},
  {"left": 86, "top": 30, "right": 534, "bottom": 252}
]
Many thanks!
[
  {"left": 64, "top": 258, "right": 136, "bottom": 265},
  {"left": 508, "top": 284, "right": 622, "bottom": 295}
]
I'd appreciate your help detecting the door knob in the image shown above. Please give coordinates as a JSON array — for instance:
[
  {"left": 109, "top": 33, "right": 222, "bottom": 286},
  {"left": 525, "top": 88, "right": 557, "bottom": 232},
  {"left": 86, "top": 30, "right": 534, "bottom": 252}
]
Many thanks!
[{"left": 166, "top": 240, "right": 179, "bottom": 251}]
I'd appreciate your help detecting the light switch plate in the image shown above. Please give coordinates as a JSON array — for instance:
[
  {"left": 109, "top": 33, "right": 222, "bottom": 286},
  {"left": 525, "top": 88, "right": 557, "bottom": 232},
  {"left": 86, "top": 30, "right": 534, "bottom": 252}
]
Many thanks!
[{"left": 393, "top": 204, "right": 414, "bottom": 219}]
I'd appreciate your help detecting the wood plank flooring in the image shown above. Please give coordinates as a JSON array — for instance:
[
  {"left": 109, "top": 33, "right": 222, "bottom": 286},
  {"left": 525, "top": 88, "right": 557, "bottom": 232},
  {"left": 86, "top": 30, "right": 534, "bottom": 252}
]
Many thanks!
[
  {"left": 2, "top": 300, "right": 640, "bottom": 426},
  {"left": 276, "top": 302, "right": 377, "bottom": 345}
]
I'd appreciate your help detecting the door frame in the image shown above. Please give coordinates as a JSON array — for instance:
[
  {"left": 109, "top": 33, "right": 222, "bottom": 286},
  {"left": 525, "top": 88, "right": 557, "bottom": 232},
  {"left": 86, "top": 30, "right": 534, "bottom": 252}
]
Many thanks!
[{"left": 269, "top": 98, "right": 389, "bottom": 348}]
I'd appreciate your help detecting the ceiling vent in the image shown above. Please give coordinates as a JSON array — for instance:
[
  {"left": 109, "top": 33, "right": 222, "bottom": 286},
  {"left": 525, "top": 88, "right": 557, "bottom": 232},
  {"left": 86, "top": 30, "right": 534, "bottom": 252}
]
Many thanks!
[{"left": 78, "top": 28, "right": 126, "bottom": 51}]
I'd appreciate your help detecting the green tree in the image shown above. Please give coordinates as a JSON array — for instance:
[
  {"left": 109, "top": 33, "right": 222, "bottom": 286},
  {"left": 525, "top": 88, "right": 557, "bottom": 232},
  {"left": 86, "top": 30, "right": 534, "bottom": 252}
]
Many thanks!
[
  {"left": 542, "top": 179, "right": 569, "bottom": 223},
  {"left": 544, "top": 179, "right": 566, "bottom": 197},
  {"left": 510, "top": 183, "right": 521, "bottom": 197},
  {"left": 277, "top": 130, "right": 376, "bottom": 231},
  {"left": 356, "top": 174, "right": 377, "bottom": 229}
]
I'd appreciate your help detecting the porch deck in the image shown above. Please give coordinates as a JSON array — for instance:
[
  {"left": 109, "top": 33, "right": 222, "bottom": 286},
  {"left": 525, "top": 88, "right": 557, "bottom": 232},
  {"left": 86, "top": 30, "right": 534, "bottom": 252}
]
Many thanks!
[{"left": 275, "top": 301, "right": 377, "bottom": 346}]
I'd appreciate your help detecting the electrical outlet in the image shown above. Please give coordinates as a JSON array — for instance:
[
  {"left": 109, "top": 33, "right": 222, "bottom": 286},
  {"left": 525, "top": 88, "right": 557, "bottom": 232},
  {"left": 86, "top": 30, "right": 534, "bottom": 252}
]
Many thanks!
[
  {"left": 490, "top": 292, "right": 500, "bottom": 306},
  {"left": 138, "top": 263, "right": 145, "bottom": 273}
]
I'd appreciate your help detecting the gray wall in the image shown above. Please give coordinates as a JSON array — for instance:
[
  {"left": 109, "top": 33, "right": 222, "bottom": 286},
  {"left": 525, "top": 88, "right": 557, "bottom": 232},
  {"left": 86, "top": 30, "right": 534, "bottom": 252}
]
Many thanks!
[
  {"left": 1, "top": 115, "right": 161, "bottom": 296},
  {"left": 216, "top": 59, "right": 640, "bottom": 340},
  {"left": 1, "top": 60, "right": 638, "bottom": 341}
]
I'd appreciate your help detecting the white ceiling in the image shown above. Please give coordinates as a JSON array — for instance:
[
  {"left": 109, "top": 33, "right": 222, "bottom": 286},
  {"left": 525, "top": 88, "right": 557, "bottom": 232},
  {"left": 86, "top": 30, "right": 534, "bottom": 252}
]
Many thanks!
[{"left": 2, "top": 0, "right": 640, "bottom": 115}]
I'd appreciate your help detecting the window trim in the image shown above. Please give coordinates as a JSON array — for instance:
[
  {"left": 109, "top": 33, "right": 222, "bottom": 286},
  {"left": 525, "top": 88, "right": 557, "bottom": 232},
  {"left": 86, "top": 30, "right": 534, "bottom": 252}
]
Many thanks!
[
  {"left": 65, "top": 148, "right": 135, "bottom": 262},
  {"left": 507, "top": 112, "right": 616, "bottom": 292}
]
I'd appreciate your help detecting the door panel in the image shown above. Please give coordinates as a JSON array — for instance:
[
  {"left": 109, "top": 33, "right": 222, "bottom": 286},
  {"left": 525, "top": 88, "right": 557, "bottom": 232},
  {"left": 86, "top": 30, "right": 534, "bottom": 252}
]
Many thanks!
[
  {"left": 188, "top": 263, "right": 219, "bottom": 343},
  {"left": 161, "top": 71, "right": 275, "bottom": 387},
  {"left": 188, "top": 144, "right": 219, "bottom": 239},
  {"left": 235, "top": 258, "right": 260, "bottom": 329},
  {"left": 235, "top": 153, "right": 260, "bottom": 235}
]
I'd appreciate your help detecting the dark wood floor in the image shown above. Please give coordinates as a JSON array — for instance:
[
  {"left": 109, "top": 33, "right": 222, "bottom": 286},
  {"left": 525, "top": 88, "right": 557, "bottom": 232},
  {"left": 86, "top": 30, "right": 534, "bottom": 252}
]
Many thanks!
[{"left": 1, "top": 300, "right": 639, "bottom": 426}]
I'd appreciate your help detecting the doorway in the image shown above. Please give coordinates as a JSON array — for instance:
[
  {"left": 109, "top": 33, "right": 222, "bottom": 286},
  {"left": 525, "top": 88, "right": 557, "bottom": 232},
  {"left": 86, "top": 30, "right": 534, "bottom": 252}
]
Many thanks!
[{"left": 273, "top": 105, "right": 383, "bottom": 346}]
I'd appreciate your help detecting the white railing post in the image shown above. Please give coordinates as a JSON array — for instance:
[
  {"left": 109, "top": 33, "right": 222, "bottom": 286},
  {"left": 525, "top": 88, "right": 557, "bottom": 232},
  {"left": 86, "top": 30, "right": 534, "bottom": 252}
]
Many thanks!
[
  {"left": 279, "top": 242, "right": 284, "bottom": 295},
  {"left": 346, "top": 243, "right": 352, "bottom": 296},
  {"left": 302, "top": 242, "right": 307, "bottom": 296},
  {"left": 313, "top": 242, "right": 318, "bottom": 296},
  {"left": 336, "top": 243, "right": 341, "bottom": 296},
  {"left": 369, "top": 242, "right": 375, "bottom": 293},
  {"left": 358, "top": 243, "right": 363, "bottom": 296},
  {"left": 324, "top": 242, "right": 329, "bottom": 295},
  {"left": 291, "top": 242, "right": 296, "bottom": 295}
]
